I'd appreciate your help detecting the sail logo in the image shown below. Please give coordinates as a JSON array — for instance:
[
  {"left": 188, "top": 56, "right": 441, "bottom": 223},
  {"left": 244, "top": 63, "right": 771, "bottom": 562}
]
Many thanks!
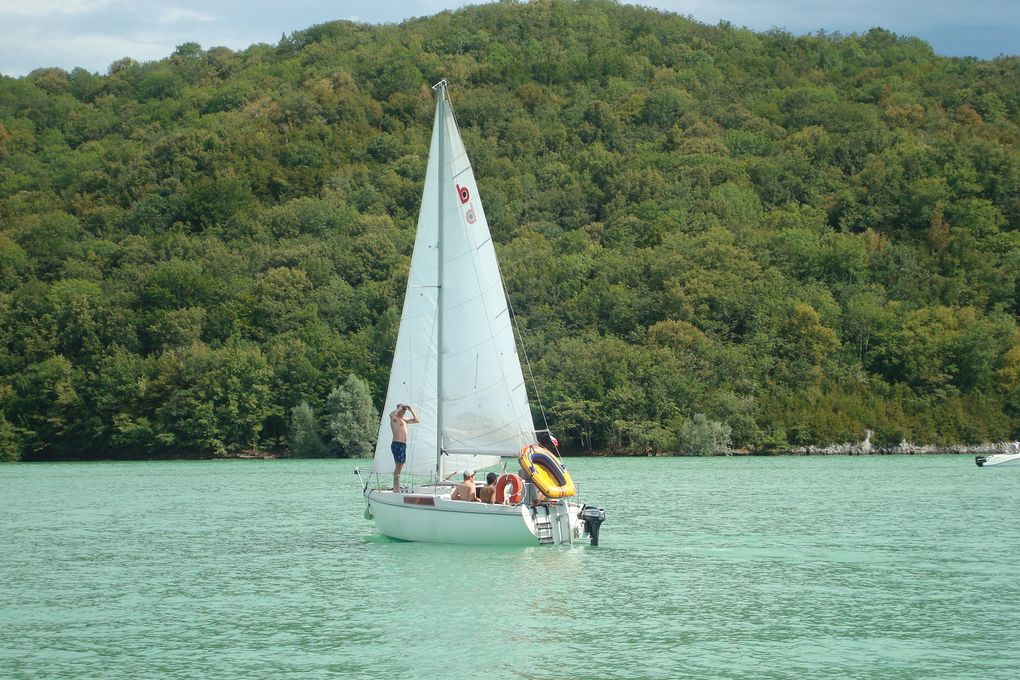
[{"left": 456, "top": 183, "right": 477, "bottom": 224}]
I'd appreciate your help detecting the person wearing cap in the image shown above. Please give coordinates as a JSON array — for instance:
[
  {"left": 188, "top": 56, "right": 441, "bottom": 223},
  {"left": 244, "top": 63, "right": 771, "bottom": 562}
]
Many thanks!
[{"left": 450, "top": 470, "right": 478, "bottom": 502}]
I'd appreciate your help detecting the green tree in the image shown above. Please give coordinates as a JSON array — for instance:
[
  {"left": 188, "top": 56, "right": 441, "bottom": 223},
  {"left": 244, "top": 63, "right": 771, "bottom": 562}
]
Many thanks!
[
  {"left": 0, "top": 0, "right": 1019, "bottom": 456},
  {"left": 0, "top": 413, "right": 22, "bottom": 461},
  {"left": 325, "top": 373, "right": 378, "bottom": 458},
  {"left": 289, "top": 401, "right": 328, "bottom": 457},
  {"left": 677, "top": 413, "right": 732, "bottom": 456},
  {"left": 12, "top": 355, "right": 82, "bottom": 458},
  {"left": 152, "top": 341, "right": 271, "bottom": 455},
  {"left": 0, "top": 384, "right": 24, "bottom": 461}
]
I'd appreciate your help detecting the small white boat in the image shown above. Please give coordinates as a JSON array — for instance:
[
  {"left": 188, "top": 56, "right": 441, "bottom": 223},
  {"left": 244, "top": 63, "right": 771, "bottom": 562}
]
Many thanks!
[
  {"left": 976, "top": 442, "right": 1020, "bottom": 467},
  {"left": 356, "top": 80, "right": 605, "bottom": 546},
  {"left": 365, "top": 483, "right": 586, "bottom": 546}
]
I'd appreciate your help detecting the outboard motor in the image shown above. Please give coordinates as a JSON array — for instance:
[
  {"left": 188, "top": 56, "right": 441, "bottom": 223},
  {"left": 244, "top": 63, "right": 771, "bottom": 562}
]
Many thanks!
[
  {"left": 579, "top": 505, "right": 606, "bottom": 546},
  {"left": 975, "top": 456, "right": 987, "bottom": 467}
]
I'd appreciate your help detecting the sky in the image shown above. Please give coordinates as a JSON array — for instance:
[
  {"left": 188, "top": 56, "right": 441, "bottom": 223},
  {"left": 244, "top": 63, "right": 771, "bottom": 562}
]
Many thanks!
[{"left": 1, "top": 0, "right": 1018, "bottom": 77}]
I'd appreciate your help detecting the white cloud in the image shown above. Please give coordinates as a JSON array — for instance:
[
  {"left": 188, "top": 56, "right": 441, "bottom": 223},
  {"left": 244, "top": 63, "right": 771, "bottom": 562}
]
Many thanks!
[
  {"left": 0, "top": 0, "right": 123, "bottom": 18},
  {"left": 158, "top": 6, "right": 215, "bottom": 24},
  {"left": 659, "top": 0, "right": 1014, "bottom": 37},
  {"left": 2, "top": 26, "right": 168, "bottom": 74}
]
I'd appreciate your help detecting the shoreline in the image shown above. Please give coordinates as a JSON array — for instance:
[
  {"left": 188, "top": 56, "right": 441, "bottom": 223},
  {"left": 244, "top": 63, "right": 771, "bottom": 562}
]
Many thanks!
[
  {"left": 573, "top": 440, "right": 1007, "bottom": 457},
  {"left": 11, "top": 442, "right": 1008, "bottom": 462}
]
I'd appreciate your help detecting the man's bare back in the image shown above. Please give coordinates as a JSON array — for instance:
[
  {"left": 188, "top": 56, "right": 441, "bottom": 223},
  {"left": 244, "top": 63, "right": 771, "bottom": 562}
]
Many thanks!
[{"left": 450, "top": 471, "right": 477, "bottom": 501}]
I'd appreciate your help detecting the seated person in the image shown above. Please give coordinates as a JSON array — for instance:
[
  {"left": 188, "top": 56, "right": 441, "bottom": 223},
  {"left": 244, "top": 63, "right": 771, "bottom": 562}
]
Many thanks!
[
  {"left": 478, "top": 472, "right": 498, "bottom": 503},
  {"left": 450, "top": 470, "right": 478, "bottom": 502}
]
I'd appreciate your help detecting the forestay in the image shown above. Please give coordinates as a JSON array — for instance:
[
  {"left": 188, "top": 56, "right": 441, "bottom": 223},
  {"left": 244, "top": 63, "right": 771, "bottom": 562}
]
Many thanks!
[{"left": 372, "top": 85, "right": 536, "bottom": 477}]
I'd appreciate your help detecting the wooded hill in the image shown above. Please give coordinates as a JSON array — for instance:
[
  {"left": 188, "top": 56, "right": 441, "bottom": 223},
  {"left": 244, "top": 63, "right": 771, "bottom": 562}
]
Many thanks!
[{"left": 2, "top": 0, "right": 1019, "bottom": 460}]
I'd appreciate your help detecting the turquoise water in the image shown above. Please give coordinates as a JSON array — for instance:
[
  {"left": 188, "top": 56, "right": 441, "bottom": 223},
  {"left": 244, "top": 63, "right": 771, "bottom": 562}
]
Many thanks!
[{"left": 2, "top": 456, "right": 1019, "bottom": 679}]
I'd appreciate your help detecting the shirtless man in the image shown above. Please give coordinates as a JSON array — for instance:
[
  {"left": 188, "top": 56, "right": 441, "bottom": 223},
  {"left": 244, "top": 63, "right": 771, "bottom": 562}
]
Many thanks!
[
  {"left": 478, "top": 472, "right": 498, "bottom": 503},
  {"left": 450, "top": 470, "right": 477, "bottom": 502},
  {"left": 389, "top": 404, "right": 419, "bottom": 493}
]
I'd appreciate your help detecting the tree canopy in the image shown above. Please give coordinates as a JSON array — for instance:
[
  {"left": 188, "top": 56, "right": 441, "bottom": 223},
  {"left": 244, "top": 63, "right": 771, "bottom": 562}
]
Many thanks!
[{"left": 2, "top": 0, "right": 1019, "bottom": 459}]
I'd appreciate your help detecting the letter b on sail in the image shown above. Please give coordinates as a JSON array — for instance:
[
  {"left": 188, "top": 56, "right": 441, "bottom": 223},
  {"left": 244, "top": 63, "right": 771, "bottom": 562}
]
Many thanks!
[{"left": 457, "top": 183, "right": 476, "bottom": 223}]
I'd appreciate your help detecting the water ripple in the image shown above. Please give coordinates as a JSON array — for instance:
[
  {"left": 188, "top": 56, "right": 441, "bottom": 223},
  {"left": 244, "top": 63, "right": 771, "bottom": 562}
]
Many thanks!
[{"left": 2, "top": 456, "right": 1018, "bottom": 679}]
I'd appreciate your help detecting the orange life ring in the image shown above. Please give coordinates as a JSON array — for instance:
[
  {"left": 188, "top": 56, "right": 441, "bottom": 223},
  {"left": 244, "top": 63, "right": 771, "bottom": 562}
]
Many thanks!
[{"left": 494, "top": 473, "right": 524, "bottom": 505}]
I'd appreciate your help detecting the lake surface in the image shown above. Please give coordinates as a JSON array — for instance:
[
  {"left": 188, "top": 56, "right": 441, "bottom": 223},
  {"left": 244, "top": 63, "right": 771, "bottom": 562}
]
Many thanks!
[{"left": 2, "top": 455, "right": 1018, "bottom": 679}]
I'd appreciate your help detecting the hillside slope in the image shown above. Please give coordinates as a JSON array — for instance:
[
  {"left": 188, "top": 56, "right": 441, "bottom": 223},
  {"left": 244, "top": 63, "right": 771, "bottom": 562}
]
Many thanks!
[{"left": 1, "top": 0, "right": 1019, "bottom": 459}]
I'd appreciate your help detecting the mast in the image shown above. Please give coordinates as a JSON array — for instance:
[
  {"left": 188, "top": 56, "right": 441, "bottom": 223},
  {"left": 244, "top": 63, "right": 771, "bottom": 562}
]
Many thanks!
[
  {"left": 433, "top": 79, "right": 447, "bottom": 481},
  {"left": 370, "top": 77, "right": 531, "bottom": 479}
]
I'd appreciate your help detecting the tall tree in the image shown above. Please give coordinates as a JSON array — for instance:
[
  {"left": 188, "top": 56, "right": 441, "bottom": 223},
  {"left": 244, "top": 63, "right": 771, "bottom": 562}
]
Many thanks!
[{"left": 325, "top": 374, "right": 378, "bottom": 458}]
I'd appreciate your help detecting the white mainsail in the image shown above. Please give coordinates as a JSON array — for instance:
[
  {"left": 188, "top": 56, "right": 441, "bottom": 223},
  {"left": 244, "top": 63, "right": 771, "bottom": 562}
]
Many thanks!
[{"left": 372, "top": 83, "right": 536, "bottom": 478}]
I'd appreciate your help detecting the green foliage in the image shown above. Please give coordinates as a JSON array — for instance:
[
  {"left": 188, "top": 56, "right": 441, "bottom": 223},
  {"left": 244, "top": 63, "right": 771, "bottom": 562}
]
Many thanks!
[
  {"left": 136, "top": 70, "right": 185, "bottom": 101},
  {"left": 325, "top": 374, "right": 378, "bottom": 458},
  {"left": 678, "top": 414, "right": 733, "bottom": 456},
  {"left": 0, "top": 420, "right": 22, "bottom": 462},
  {"left": 0, "top": 384, "right": 24, "bottom": 461},
  {"left": 1, "top": 1, "right": 1019, "bottom": 459},
  {"left": 289, "top": 401, "right": 328, "bottom": 458},
  {"left": 149, "top": 341, "right": 272, "bottom": 456}
]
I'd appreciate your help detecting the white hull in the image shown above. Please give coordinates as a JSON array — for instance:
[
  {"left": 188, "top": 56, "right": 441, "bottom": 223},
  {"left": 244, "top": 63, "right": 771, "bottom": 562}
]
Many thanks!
[
  {"left": 977, "top": 453, "right": 1020, "bottom": 467},
  {"left": 365, "top": 488, "right": 584, "bottom": 546}
]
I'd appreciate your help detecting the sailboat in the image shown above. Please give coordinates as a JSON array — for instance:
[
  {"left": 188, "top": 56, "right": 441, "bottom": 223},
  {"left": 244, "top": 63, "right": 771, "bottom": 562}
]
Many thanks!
[{"left": 356, "top": 80, "right": 605, "bottom": 546}]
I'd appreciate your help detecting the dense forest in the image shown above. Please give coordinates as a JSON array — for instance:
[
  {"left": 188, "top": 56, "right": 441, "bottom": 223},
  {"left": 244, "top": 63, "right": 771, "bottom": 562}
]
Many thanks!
[{"left": 2, "top": 0, "right": 1019, "bottom": 461}]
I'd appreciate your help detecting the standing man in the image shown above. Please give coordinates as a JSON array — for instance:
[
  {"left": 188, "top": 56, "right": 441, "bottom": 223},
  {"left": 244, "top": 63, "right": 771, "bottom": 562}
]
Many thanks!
[{"left": 389, "top": 404, "right": 419, "bottom": 493}]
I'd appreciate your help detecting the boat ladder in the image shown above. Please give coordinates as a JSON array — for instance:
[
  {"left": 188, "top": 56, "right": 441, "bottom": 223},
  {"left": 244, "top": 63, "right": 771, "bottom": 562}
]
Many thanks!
[
  {"left": 535, "top": 517, "right": 555, "bottom": 545},
  {"left": 531, "top": 504, "right": 557, "bottom": 545}
]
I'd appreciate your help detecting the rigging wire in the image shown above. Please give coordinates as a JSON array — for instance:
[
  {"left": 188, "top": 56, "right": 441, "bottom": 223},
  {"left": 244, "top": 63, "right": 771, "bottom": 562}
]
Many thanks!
[
  {"left": 495, "top": 254, "right": 552, "bottom": 437},
  {"left": 447, "top": 95, "right": 537, "bottom": 446}
]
